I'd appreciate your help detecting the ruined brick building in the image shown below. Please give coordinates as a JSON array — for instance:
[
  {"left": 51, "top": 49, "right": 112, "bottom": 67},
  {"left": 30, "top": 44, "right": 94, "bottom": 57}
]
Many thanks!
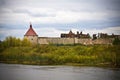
[{"left": 61, "top": 30, "right": 90, "bottom": 38}]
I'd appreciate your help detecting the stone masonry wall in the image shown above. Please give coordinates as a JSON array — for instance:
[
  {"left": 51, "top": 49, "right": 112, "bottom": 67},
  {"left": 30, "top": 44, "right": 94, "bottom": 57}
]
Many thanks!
[
  {"left": 38, "top": 37, "right": 114, "bottom": 45},
  {"left": 92, "top": 38, "right": 114, "bottom": 45},
  {"left": 24, "top": 36, "right": 38, "bottom": 44},
  {"left": 38, "top": 37, "right": 75, "bottom": 44}
]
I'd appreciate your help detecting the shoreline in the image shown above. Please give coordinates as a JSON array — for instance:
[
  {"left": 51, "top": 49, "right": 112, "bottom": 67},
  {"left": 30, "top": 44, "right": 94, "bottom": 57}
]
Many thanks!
[{"left": 0, "top": 61, "right": 119, "bottom": 68}]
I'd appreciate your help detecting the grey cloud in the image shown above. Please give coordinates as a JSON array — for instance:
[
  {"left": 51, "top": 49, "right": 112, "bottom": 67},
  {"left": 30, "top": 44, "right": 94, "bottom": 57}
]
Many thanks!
[
  {"left": 29, "top": 13, "right": 56, "bottom": 17},
  {"left": 0, "top": 0, "right": 120, "bottom": 23},
  {"left": 1, "top": 0, "right": 120, "bottom": 12},
  {"left": 0, "top": 0, "right": 120, "bottom": 40},
  {"left": 0, "top": 0, "right": 6, "bottom": 7},
  {"left": 12, "top": 8, "right": 56, "bottom": 17},
  {"left": 12, "top": 9, "right": 30, "bottom": 14}
]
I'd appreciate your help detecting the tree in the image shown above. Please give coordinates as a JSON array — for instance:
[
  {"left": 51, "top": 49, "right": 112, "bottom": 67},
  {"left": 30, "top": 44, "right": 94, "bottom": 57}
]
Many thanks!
[
  {"left": 113, "top": 38, "right": 120, "bottom": 45},
  {"left": 0, "top": 36, "right": 32, "bottom": 48},
  {"left": 22, "top": 38, "right": 31, "bottom": 46}
]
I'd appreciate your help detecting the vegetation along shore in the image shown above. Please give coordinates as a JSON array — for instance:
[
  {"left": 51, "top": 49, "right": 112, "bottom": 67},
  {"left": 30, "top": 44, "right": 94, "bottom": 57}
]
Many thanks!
[{"left": 0, "top": 36, "right": 120, "bottom": 68}]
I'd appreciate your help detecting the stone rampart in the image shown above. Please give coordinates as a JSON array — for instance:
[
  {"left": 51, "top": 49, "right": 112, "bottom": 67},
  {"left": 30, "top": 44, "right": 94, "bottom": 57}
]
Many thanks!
[{"left": 38, "top": 37, "right": 113, "bottom": 45}]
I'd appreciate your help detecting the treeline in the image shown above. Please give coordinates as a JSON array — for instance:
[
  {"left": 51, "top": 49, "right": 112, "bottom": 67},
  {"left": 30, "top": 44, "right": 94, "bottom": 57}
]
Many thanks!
[
  {"left": 0, "top": 36, "right": 120, "bottom": 67},
  {"left": 0, "top": 36, "right": 31, "bottom": 48}
]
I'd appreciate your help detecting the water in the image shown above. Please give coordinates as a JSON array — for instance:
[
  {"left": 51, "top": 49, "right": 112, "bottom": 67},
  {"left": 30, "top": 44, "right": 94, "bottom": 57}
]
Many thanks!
[{"left": 0, "top": 63, "right": 120, "bottom": 80}]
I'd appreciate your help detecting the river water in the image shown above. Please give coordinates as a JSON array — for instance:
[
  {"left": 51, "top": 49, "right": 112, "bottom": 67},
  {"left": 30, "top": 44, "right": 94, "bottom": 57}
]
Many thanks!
[{"left": 0, "top": 63, "right": 120, "bottom": 80}]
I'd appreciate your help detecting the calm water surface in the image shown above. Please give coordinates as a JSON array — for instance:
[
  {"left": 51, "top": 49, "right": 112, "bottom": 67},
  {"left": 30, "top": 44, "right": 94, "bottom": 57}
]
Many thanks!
[{"left": 0, "top": 63, "right": 120, "bottom": 80}]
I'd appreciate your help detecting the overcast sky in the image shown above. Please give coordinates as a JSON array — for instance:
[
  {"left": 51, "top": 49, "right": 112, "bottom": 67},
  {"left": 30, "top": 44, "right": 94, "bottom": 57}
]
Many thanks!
[{"left": 0, "top": 0, "right": 120, "bottom": 40}]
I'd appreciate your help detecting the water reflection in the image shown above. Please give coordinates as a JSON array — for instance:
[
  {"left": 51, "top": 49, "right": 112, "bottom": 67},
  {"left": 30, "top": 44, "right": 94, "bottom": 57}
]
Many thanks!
[{"left": 0, "top": 63, "right": 120, "bottom": 80}]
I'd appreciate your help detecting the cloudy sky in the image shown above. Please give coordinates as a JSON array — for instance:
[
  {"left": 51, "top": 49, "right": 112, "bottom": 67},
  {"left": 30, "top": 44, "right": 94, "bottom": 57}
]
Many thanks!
[{"left": 0, "top": 0, "right": 120, "bottom": 40}]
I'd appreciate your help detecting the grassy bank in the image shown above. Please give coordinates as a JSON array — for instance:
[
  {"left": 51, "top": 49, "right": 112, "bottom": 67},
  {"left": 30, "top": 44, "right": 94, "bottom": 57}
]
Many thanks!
[{"left": 0, "top": 44, "right": 120, "bottom": 67}]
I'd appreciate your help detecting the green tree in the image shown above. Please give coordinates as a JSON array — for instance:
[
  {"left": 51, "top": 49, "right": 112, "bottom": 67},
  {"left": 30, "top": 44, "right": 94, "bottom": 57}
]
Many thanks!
[
  {"left": 22, "top": 38, "right": 31, "bottom": 46},
  {"left": 113, "top": 38, "right": 120, "bottom": 45},
  {"left": 0, "top": 36, "right": 31, "bottom": 48}
]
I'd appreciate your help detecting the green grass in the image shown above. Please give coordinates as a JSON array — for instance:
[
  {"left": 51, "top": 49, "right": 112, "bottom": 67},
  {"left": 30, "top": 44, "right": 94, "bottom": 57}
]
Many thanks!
[{"left": 0, "top": 44, "right": 120, "bottom": 67}]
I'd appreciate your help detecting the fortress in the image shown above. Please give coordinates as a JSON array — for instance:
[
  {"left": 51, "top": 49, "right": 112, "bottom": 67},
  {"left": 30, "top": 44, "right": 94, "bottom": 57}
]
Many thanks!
[{"left": 24, "top": 24, "right": 120, "bottom": 45}]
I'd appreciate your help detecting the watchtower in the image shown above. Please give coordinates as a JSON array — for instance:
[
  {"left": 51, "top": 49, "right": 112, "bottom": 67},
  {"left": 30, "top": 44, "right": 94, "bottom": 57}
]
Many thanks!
[{"left": 24, "top": 23, "right": 38, "bottom": 44}]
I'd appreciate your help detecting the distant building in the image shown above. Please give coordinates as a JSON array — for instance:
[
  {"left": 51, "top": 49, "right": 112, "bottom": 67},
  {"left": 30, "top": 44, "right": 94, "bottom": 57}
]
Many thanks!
[
  {"left": 93, "top": 34, "right": 97, "bottom": 40},
  {"left": 98, "top": 33, "right": 120, "bottom": 39},
  {"left": 61, "top": 30, "right": 90, "bottom": 38}
]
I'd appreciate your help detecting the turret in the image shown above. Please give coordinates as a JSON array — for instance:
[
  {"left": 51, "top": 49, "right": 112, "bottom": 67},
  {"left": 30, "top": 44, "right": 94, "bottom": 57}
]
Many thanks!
[{"left": 24, "top": 23, "right": 38, "bottom": 44}]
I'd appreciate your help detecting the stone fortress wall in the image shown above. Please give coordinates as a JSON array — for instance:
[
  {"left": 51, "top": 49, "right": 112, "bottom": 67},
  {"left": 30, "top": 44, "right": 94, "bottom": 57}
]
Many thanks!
[
  {"left": 38, "top": 37, "right": 114, "bottom": 45},
  {"left": 37, "top": 30, "right": 116, "bottom": 45},
  {"left": 24, "top": 24, "right": 119, "bottom": 45}
]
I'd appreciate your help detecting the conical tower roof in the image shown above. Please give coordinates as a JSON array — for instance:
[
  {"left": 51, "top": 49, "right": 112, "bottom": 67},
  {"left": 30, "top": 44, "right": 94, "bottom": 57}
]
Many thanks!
[{"left": 24, "top": 23, "right": 38, "bottom": 36}]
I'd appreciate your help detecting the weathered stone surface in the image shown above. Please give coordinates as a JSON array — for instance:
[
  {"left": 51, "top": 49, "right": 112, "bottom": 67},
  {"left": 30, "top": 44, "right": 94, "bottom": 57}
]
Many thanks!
[{"left": 37, "top": 37, "right": 114, "bottom": 45}]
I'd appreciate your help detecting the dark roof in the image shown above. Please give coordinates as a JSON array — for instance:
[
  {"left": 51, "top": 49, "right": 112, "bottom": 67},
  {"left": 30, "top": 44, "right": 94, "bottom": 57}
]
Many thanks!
[{"left": 24, "top": 24, "right": 38, "bottom": 36}]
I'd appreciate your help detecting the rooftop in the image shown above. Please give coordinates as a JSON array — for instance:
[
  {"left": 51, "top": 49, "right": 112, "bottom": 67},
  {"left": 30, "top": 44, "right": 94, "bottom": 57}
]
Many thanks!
[{"left": 24, "top": 24, "right": 38, "bottom": 36}]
